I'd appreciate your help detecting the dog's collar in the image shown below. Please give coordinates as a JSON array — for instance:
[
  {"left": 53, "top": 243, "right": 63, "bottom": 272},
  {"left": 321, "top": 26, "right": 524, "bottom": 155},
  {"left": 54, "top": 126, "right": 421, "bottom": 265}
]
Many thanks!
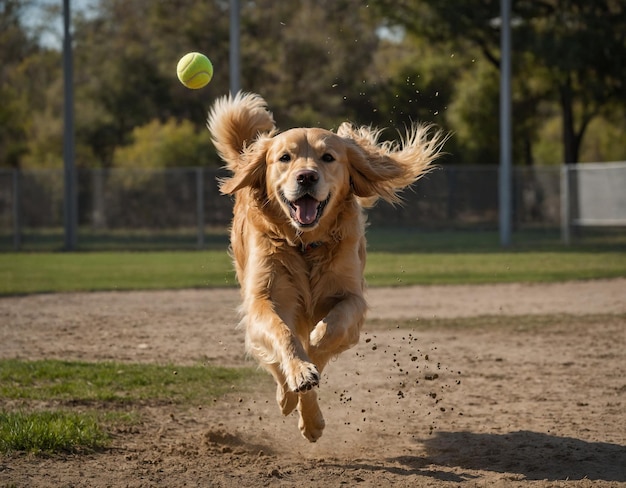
[{"left": 301, "top": 241, "right": 323, "bottom": 253}]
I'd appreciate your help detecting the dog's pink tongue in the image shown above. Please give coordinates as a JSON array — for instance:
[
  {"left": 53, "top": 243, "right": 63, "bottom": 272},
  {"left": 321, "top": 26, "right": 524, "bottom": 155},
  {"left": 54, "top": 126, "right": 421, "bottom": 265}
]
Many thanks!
[{"left": 294, "top": 196, "right": 318, "bottom": 225}]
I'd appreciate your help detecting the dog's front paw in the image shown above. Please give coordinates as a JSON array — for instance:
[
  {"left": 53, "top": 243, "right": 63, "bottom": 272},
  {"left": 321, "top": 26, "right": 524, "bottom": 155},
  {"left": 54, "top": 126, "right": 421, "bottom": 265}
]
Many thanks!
[{"left": 286, "top": 360, "right": 320, "bottom": 393}]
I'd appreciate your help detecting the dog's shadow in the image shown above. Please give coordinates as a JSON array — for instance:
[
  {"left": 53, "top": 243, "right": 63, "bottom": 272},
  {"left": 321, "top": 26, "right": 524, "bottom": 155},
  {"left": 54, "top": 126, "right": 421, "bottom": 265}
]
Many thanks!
[{"left": 343, "top": 431, "right": 626, "bottom": 482}]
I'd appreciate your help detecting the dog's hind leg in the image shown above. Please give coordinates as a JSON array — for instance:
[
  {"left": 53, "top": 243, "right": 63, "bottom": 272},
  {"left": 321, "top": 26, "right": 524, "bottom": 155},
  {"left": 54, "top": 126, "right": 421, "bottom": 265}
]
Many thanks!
[
  {"left": 263, "top": 363, "right": 299, "bottom": 415},
  {"left": 309, "top": 292, "right": 366, "bottom": 371},
  {"left": 277, "top": 383, "right": 299, "bottom": 416},
  {"left": 297, "top": 389, "right": 325, "bottom": 442}
]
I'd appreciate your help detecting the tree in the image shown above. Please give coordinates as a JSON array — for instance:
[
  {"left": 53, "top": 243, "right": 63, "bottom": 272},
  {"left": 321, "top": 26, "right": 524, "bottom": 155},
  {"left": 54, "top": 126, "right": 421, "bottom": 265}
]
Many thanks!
[
  {"left": 375, "top": 0, "right": 626, "bottom": 164},
  {"left": 0, "top": 0, "right": 38, "bottom": 168},
  {"left": 112, "top": 118, "right": 216, "bottom": 168},
  {"left": 70, "top": 0, "right": 387, "bottom": 166},
  {"left": 238, "top": 0, "right": 382, "bottom": 129},
  {"left": 361, "top": 33, "right": 469, "bottom": 160},
  {"left": 517, "top": 0, "right": 626, "bottom": 163},
  {"left": 35, "top": 0, "right": 230, "bottom": 168}
]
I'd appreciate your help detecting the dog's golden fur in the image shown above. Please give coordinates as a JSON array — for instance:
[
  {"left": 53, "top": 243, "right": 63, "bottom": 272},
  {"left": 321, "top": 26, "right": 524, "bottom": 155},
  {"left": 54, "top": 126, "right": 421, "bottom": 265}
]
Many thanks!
[{"left": 207, "top": 92, "right": 443, "bottom": 441}]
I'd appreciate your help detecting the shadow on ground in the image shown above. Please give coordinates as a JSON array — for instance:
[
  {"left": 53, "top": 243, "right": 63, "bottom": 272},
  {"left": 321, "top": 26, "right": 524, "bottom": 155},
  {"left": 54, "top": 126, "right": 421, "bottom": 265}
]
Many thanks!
[
  {"left": 328, "top": 430, "right": 625, "bottom": 483},
  {"left": 415, "top": 430, "right": 625, "bottom": 481}
]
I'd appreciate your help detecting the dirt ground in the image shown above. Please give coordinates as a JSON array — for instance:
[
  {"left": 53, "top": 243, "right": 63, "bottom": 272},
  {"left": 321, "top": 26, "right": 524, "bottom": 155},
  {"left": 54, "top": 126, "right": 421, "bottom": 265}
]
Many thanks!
[{"left": 1, "top": 279, "right": 625, "bottom": 487}]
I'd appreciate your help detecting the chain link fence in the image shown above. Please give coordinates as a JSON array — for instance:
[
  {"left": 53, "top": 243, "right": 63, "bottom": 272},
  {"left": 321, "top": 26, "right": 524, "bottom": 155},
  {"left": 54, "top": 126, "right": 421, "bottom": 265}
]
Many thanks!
[{"left": 1, "top": 164, "right": 623, "bottom": 250}]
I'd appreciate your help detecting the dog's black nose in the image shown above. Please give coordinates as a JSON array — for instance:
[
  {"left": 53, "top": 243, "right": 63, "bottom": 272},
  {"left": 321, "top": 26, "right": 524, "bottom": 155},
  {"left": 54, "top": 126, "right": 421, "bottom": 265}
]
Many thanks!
[{"left": 296, "top": 170, "right": 319, "bottom": 186}]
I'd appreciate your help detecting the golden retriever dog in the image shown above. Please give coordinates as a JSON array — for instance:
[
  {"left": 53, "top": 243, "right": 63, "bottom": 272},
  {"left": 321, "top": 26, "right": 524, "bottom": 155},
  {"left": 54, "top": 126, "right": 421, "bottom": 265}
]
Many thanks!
[{"left": 207, "top": 92, "right": 443, "bottom": 442}]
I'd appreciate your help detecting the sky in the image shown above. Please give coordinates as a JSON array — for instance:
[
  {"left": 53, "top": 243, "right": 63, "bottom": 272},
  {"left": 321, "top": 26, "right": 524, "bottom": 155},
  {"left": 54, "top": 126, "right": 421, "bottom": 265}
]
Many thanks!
[{"left": 21, "top": 0, "right": 99, "bottom": 49}]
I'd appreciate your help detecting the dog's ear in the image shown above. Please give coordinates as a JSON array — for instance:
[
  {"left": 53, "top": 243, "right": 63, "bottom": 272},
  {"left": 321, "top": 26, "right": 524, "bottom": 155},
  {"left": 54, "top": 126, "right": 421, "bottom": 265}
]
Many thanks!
[
  {"left": 341, "top": 125, "right": 405, "bottom": 203},
  {"left": 218, "top": 137, "right": 271, "bottom": 195},
  {"left": 207, "top": 92, "right": 276, "bottom": 172},
  {"left": 338, "top": 122, "right": 445, "bottom": 205}
]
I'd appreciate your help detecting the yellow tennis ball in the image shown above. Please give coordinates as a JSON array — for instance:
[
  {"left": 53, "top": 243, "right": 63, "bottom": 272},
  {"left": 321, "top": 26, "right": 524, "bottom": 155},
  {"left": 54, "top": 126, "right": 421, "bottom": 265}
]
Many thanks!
[{"left": 176, "top": 52, "right": 213, "bottom": 89}]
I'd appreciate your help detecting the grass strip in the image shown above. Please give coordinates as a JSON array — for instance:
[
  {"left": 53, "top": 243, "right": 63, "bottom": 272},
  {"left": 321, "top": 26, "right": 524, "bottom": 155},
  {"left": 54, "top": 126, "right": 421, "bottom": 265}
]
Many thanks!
[
  {"left": 0, "top": 359, "right": 265, "bottom": 455},
  {"left": 365, "top": 252, "right": 626, "bottom": 286},
  {"left": 1, "top": 249, "right": 625, "bottom": 295},
  {"left": 0, "top": 251, "right": 236, "bottom": 295},
  {"left": 0, "top": 359, "right": 263, "bottom": 404},
  {"left": 0, "top": 410, "right": 108, "bottom": 455}
]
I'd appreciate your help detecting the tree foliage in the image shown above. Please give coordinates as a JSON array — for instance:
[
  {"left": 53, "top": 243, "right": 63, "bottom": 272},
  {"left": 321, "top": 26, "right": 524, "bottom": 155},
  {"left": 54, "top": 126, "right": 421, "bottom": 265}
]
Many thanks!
[
  {"left": 0, "top": 0, "right": 41, "bottom": 168},
  {"left": 113, "top": 118, "right": 215, "bottom": 169},
  {"left": 0, "top": 0, "right": 624, "bottom": 170},
  {"left": 375, "top": 0, "right": 626, "bottom": 164}
]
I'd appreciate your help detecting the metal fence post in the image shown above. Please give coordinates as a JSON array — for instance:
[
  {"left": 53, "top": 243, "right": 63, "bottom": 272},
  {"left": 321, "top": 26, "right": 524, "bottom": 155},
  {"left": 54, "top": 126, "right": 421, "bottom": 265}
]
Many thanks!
[
  {"left": 499, "top": 0, "right": 513, "bottom": 247},
  {"left": 230, "top": 0, "right": 241, "bottom": 94},
  {"left": 560, "top": 164, "right": 571, "bottom": 245},
  {"left": 196, "top": 167, "right": 205, "bottom": 249},
  {"left": 63, "top": 0, "right": 77, "bottom": 251}
]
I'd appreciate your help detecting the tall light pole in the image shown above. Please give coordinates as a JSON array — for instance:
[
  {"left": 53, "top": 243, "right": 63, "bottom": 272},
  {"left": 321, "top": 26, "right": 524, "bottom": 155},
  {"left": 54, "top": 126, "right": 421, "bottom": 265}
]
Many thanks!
[
  {"left": 499, "top": 0, "right": 512, "bottom": 247},
  {"left": 229, "top": 0, "right": 240, "bottom": 94},
  {"left": 63, "top": 0, "right": 77, "bottom": 250}
]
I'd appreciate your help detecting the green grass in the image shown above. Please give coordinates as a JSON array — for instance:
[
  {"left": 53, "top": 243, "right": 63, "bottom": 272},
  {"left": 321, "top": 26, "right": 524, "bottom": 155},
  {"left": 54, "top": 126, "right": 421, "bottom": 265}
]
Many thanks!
[
  {"left": 0, "top": 359, "right": 264, "bottom": 455},
  {"left": 0, "top": 359, "right": 260, "bottom": 404},
  {"left": 1, "top": 247, "right": 625, "bottom": 295},
  {"left": 2, "top": 228, "right": 625, "bottom": 295},
  {"left": 365, "top": 251, "right": 626, "bottom": 286},
  {"left": 0, "top": 251, "right": 236, "bottom": 295},
  {"left": 0, "top": 411, "right": 108, "bottom": 454}
]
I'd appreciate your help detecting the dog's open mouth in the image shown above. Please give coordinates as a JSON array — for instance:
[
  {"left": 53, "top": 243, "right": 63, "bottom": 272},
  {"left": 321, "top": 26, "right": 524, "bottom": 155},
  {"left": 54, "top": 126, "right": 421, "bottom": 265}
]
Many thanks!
[{"left": 283, "top": 194, "right": 330, "bottom": 227}]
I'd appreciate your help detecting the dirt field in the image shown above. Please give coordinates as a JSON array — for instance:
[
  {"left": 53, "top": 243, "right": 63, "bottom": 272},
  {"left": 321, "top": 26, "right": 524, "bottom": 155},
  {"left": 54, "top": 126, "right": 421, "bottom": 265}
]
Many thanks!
[{"left": 1, "top": 279, "right": 625, "bottom": 487}]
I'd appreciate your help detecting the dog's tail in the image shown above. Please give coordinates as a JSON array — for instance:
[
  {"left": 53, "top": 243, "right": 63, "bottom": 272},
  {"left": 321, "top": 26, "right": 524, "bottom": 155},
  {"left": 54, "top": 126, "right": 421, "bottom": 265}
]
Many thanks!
[{"left": 207, "top": 91, "right": 276, "bottom": 168}]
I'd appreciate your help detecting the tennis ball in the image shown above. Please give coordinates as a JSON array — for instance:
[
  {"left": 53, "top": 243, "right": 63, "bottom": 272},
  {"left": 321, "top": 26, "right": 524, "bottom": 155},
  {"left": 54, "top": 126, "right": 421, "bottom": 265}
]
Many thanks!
[{"left": 176, "top": 52, "right": 213, "bottom": 89}]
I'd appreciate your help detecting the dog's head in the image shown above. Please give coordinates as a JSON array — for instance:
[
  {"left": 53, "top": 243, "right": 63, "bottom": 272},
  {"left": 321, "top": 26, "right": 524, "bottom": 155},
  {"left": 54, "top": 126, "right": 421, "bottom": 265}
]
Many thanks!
[
  {"left": 208, "top": 92, "right": 444, "bottom": 232},
  {"left": 265, "top": 128, "right": 355, "bottom": 228}
]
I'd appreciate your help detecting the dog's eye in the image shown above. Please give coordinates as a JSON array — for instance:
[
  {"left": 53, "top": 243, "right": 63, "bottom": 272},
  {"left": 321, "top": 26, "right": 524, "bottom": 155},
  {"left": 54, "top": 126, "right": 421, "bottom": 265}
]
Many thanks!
[
  {"left": 279, "top": 153, "right": 291, "bottom": 163},
  {"left": 321, "top": 153, "right": 335, "bottom": 163}
]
